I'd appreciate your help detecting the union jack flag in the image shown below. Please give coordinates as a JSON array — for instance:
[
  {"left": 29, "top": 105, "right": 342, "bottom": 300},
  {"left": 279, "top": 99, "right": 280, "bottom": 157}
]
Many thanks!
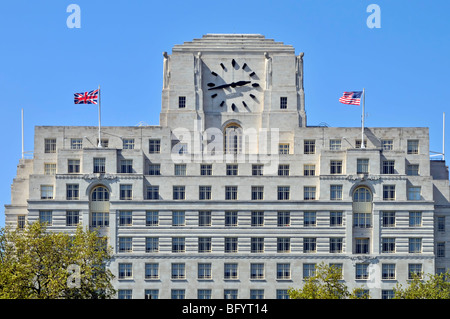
[
  {"left": 339, "top": 91, "right": 362, "bottom": 105},
  {"left": 74, "top": 89, "right": 99, "bottom": 104}
]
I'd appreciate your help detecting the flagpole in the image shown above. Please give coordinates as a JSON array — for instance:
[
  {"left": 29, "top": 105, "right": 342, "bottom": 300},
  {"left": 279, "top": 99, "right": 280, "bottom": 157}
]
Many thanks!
[
  {"left": 98, "top": 85, "right": 102, "bottom": 147},
  {"left": 361, "top": 88, "right": 365, "bottom": 149}
]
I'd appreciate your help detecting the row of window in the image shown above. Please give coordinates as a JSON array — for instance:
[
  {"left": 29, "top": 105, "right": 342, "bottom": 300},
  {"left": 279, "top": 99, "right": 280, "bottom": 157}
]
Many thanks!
[
  {"left": 43, "top": 137, "right": 421, "bottom": 155},
  {"left": 39, "top": 183, "right": 422, "bottom": 201}
]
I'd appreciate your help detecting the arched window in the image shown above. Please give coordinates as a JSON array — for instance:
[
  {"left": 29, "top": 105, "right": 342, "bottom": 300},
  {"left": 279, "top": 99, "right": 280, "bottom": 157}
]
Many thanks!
[
  {"left": 90, "top": 186, "right": 110, "bottom": 227},
  {"left": 224, "top": 123, "right": 242, "bottom": 154},
  {"left": 353, "top": 187, "right": 372, "bottom": 202},
  {"left": 353, "top": 186, "right": 372, "bottom": 228},
  {"left": 91, "top": 186, "right": 109, "bottom": 201}
]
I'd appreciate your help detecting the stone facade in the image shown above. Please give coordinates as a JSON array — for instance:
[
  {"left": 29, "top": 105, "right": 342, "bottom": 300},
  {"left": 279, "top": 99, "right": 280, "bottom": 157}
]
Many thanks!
[{"left": 5, "top": 34, "right": 450, "bottom": 299}]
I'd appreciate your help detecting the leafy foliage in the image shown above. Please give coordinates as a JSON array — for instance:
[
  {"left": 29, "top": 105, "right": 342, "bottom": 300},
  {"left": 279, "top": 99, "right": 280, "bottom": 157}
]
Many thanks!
[{"left": 394, "top": 272, "right": 450, "bottom": 299}]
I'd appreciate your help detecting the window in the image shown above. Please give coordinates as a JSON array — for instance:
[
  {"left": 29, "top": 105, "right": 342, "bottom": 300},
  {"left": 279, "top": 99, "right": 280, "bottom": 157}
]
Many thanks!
[
  {"left": 198, "top": 263, "right": 212, "bottom": 279},
  {"left": 93, "top": 158, "right": 105, "bottom": 173},
  {"left": 66, "top": 211, "right": 79, "bottom": 226},
  {"left": 171, "top": 263, "right": 185, "bottom": 279},
  {"left": 407, "top": 140, "right": 419, "bottom": 154},
  {"left": 145, "top": 263, "right": 159, "bottom": 279},
  {"left": 278, "top": 164, "right": 290, "bottom": 176},
  {"left": 224, "top": 290, "right": 238, "bottom": 299},
  {"left": 172, "top": 237, "right": 185, "bottom": 253},
  {"left": 330, "top": 238, "right": 343, "bottom": 253},
  {"left": 382, "top": 264, "right": 396, "bottom": 280},
  {"left": 44, "top": 138, "right": 56, "bottom": 153},
  {"left": 226, "top": 164, "right": 238, "bottom": 176},
  {"left": 251, "top": 186, "right": 264, "bottom": 200},
  {"left": 438, "top": 216, "right": 445, "bottom": 232},
  {"left": 173, "top": 186, "right": 185, "bottom": 200},
  {"left": 40, "top": 185, "right": 54, "bottom": 200},
  {"left": 304, "top": 164, "right": 315, "bottom": 176},
  {"left": 251, "top": 211, "right": 264, "bottom": 227},
  {"left": 330, "top": 160, "right": 342, "bottom": 174},
  {"left": 278, "top": 143, "right": 290, "bottom": 154},
  {"left": 303, "top": 264, "right": 316, "bottom": 278},
  {"left": 382, "top": 238, "right": 395, "bottom": 253},
  {"left": 97, "top": 139, "right": 108, "bottom": 148},
  {"left": 199, "top": 186, "right": 212, "bottom": 200},
  {"left": 198, "top": 211, "right": 211, "bottom": 226},
  {"left": 277, "top": 211, "right": 290, "bottom": 227},
  {"left": 123, "top": 139, "right": 135, "bottom": 150},
  {"left": 355, "top": 238, "right": 370, "bottom": 254},
  {"left": 277, "top": 290, "right": 290, "bottom": 300},
  {"left": 148, "top": 164, "right": 160, "bottom": 175},
  {"left": 304, "top": 186, "right": 316, "bottom": 200},
  {"left": 149, "top": 139, "right": 161, "bottom": 153},
  {"left": 198, "top": 237, "right": 212, "bottom": 253},
  {"left": 66, "top": 184, "right": 79, "bottom": 200},
  {"left": 224, "top": 263, "right": 238, "bottom": 279},
  {"left": 409, "top": 238, "right": 422, "bottom": 253},
  {"left": 252, "top": 164, "right": 263, "bottom": 176},
  {"left": 119, "top": 237, "right": 132, "bottom": 253},
  {"left": 225, "top": 211, "right": 237, "bottom": 226},
  {"left": 225, "top": 186, "right": 238, "bottom": 200},
  {"left": 280, "top": 96, "right": 288, "bottom": 109},
  {"left": 356, "top": 263, "right": 369, "bottom": 280},
  {"left": 224, "top": 124, "right": 242, "bottom": 155},
  {"left": 277, "top": 186, "right": 290, "bottom": 200},
  {"left": 382, "top": 211, "right": 395, "bottom": 227},
  {"left": 330, "top": 211, "right": 343, "bottom": 226},
  {"left": 303, "top": 238, "right": 316, "bottom": 253},
  {"left": 354, "top": 213, "right": 371, "bottom": 228},
  {"left": 407, "top": 164, "right": 419, "bottom": 176},
  {"left": 68, "top": 159, "right": 80, "bottom": 173},
  {"left": 354, "top": 187, "right": 372, "bottom": 202},
  {"left": 304, "top": 212, "right": 316, "bottom": 227},
  {"left": 118, "top": 263, "right": 133, "bottom": 280},
  {"left": 70, "top": 138, "right": 82, "bottom": 150},
  {"left": 17, "top": 215, "right": 26, "bottom": 229},
  {"left": 200, "top": 164, "right": 212, "bottom": 176},
  {"left": 145, "top": 237, "right": 159, "bottom": 253},
  {"left": 437, "top": 242, "right": 446, "bottom": 258},
  {"left": 382, "top": 160, "right": 395, "bottom": 174},
  {"left": 304, "top": 140, "right": 315, "bottom": 154},
  {"left": 146, "top": 186, "right": 159, "bottom": 200},
  {"left": 408, "top": 264, "right": 422, "bottom": 279},
  {"left": 329, "top": 139, "right": 341, "bottom": 150},
  {"left": 355, "top": 140, "right": 367, "bottom": 149},
  {"left": 382, "top": 139, "right": 393, "bottom": 151},
  {"left": 251, "top": 238, "right": 264, "bottom": 253},
  {"left": 250, "top": 263, "right": 264, "bottom": 279},
  {"left": 91, "top": 212, "right": 109, "bottom": 227},
  {"left": 250, "top": 290, "right": 264, "bottom": 299},
  {"left": 119, "top": 211, "right": 132, "bottom": 226},
  {"left": 383, "top": 185, "right": 396, "bottom": 200},
  {"left": 178, "top": 96, "right": 186, "bottom": 108},
  {"left": 39, "top": 211, "right": 52, "bottom": 225},
  {"left": 174, "top": 164, "right": 186, "bottom": 176},
  {"left": 357, "top": 159, "right": 369, "bottom": 174},
  {"left": 118, "top": 290, "right": 132, "bottom": 299},
  {"left": 171, "top": 289, "right": 185, "bottom": 299},
  {"left": 330, "top": 185, "right": 343, "bottom": 200},
  {"left": 120, "top": 160, "right": 133, "bottom": 173},
  {"left": 409, "top": 212, "right": 422, "bottom": 227},
  {"left": 277, "top": 238, "right": 290, "bottom": 253},
  {"left": 172, "top": 211, "right": 185, "bottom": 226},
  {"left": 224, "top": 237, "right": 238, "bottom": 253},
  {"left": 277, "top": 263, "right": 291, "bottom": 280},
  {"left": 120, "top": 185, "right": 132, "bottom": 200},
  {"left": 44, "top": 163, "right": 56, "bottom": 175},
  {"left": 408, "top": 186, "right": 421, "bottom": 200}
]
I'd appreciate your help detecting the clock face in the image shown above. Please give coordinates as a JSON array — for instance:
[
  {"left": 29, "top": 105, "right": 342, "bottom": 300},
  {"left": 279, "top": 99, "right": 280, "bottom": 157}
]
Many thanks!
[{"left": 203, "top": 58, "right": 262, "bottom": 112}]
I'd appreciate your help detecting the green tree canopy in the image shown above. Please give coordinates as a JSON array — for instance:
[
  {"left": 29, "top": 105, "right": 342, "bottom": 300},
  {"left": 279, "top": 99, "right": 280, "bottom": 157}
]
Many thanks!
[
  {"left": 0, "top": 222, "right": 115, "bottom": 299},
  {"left": 394, "top": 272, "right": 450, "bottom": 299}
]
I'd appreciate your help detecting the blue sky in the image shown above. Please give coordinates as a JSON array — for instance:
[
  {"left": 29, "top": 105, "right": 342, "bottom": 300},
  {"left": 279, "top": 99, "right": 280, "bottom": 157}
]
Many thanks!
[{"left": 0, "top": 0, "right": 449, "bottom": 227}]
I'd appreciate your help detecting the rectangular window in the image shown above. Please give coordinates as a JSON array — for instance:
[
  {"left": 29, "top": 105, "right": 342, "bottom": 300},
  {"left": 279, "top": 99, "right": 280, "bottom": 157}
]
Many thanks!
[
  {"left": 97, "top": 139, "right": 108, "bottom": 148},
  {"left": 408, "top": 187, "right": 421, "bottom": 200},
  {"left": 224, "top": 290, "right": 238, "bottom": 299},
  {"left": 199, "top": 186, "right": 212, "bottom": 200},
  {"left": 171, "top": 263, "right": 186, "bottom": 279},
  {"left": 44, "top": 138, "right": 56, "bottom": 153},
  {"left": 120, "top": 160, "right": 133, "bottom": 173},
  {"left": 383, "top": 185, "right": 396, "bottom": 200},
  {"left": 277, "top": 263, "right": 291, "bottom": 280},
  {"left": 354, "top": 213, "right": 372, "bottom": 228},
  {"left": 330, "top": 185, "right": 343, "bottom": 200},
  {"left": 437, "top": 242, "right": 446, "bottom": 258},
  {"left": 224, "top": 263, "right": 238, "bottom": 279},
  {"left": 250, "top": 289, "right": 264, "bottom": 299},
  {"left": 225, "top": 186, "right": 238, "bottom": 200},
  {"left": 149, "top": 139, "right": 161, "bottom": 154},
  {"left": 68, "top": 159, "right": 80, "bottom": 173},
  {"left": 198, "top": 263, "right": 212, "bottom": 279},
  {"left": 277, "top": 186, "right": 290, "bottom": 200},
  {"left": 198, "top": 290, "right": 212, "bottom": 300},
  {"left": 280, "top": 97, "right": 288, "bottom": 109},
  {"left": 145, "top": 263, "right": 159, "bottom": 279},
  {"left": 251, "top": 211, "right": 264, "bottom": 227},
  {"left": 226, "top": 164, "right": 238, "bottom": 176},
  {"left": 409, "top": 212, "right": 422, "bottom": 227},
  {"left": 357, "top": 159, "right": 369, "bottom": 174},
  {"left": 120, "top": 185, "right": 132, "bottom": 200},
  {"left": 119, "top": 211, "right": 132, "bottom": 226},
  {"left": 382, "top": 139, "right": 393, "bottom": 151},
  {"left": 66, "top": 184, "right": 79, "bottom": 200},
  {"left": 118, "top": 263, "right": 133, "bottom": 279},
  {"left": 224, "top": 237, "right": 238, "bottom": 253},
  {"left": 39, "top": 210, "right": 52, "bottom": 225},
  {"left": 304, "top": 164, "right": 315, "bottom": 176},
  {"left": 172, "top": 238, "right": 185, "bottom": 253},
  {"left": 330, "top": 211, "right": 343, "bottom": 226},
  {"left": 438, "top": 216, "right": 446, "bottom": 232},
  {"left": 407, "top": 140, "right": 419, "bottom": 154},
  {"left": 356, "top": 264, "right": 369, "bottom": 280},
  {"left": 178, "top": 96, "right": 186, "bottom": 108},
  {"left": 304, "top": 212, "right": 316, "bottom": 227},
  {"left": 172, "top": 211, "right": 185, "bottom": 226},
  {"left": 278, "top": 143, "right": 290, "bottom": 155},
  {"left": 93, "top": 158, "right": 106, "bottom": 173},
  {"left": 382, "top": 211, "right": 396, "bottom": 227},
  {"left": 304, "top": 140, "right": 315, "bottom": 154},
  {"left": 91, "top": 212, "right": 109, "bottom": 227},
  {"left": 304, "top": 186, "right": 316, "bottom": 200},
  {"left": 329, "top": 139, "right": 342, "bottom": 150},
  {"left": 145, "top": 237, "right": 159, "bottom": 253},
  {"left": 225, "top": 211, "right": 237, "bottom": 227},
  {"left": 70, "top": 138, "right": 83, "bottom": 150},
  {"left": 174, "top": 164, "right": 186, "bottom": 176},
  {"left": 251, "top": 238, "right": 264, "bottom": 253},
  {"left": 252, "top": 164, "right": 263, "bottom": 176},
  {"left": 66, "top": 211, "right": 79, "bottom": 226},
  {"left": 123, "top": 139, "right": 135, "bottom": 150},
  {"left": 382, "top": 238, "right": 396, "bottom": 253},
  {"left": 198, "top": 237, "right": 212, "bottom": 253},
  {"left": 303, "top": 238, "right": 316, "bottom": 253},
  {"left": 382, "top": 160, "right": 395, "bottom": 174},
  {"left": 277, "top": 211, "right": 290, "bottom": 227},
  {"left": 251, "top": 186, "right": 264, "bottom": 200},
  {"left": 146, "top": 186, "right": 159, "bottom": 200},
  {"left": 171, "top": 289, "right": 185, "bottom": 299},
  {"left": 277, "top": 238, "right": 290, "bottom": 253},
  {"left": 198, "top": 211, "right": 211, "bottom": 226},
  {"left": 200, "top": 164, "right": 212, "bottom": 176},
  {"left": 355, "top": 140, "right": 367, "bottom": 149},
  {"left": 278, "top": 164, "right": 290, "bottom": 176},
  {"left": 408, "top": 264, "right": 422, "bottom": 279},
  {"left": 330, "top": 160, "right": 342, "bottom": 174},
  {"left": 173, "top": 186, "right": 185, "bottom": 200},
  {"left": 148, "top": 164, "right": 160, "bottom": 175},
  {"left": 44, "top": 163, "right": 56, "bottom": 175},
  {"left": 250, "top": 263, "right": 264, "bottom": 279},
  {"left": 119, "top": 237, "right": 132, "bottom": 253},
  {"left": 407, "top": 164, "right": 419, "bottom": 176},
  {"left": 355, "top": 238, "right": 370, "bottom": 254},
  {"left": 40, "top": 185, "right": 54, "bottom": 200},
  {"left": 303, "top": 263, "right": 316, "bottom": 278},
  {"left": 17, "top": 215, "right": 26, "bottom": 229},
  {"left": 330, "top": 238, "right": 343, "bottom": 253}
]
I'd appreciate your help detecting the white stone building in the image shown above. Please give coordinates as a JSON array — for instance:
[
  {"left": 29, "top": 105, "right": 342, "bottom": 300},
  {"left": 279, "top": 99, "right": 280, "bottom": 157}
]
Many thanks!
[{"left": 5, "top": 34, "right": 450, "bottom": 299}]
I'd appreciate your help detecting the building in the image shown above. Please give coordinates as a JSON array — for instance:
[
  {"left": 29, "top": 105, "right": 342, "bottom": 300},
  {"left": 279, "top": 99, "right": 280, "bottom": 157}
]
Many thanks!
[{"left": 5, "top": 34, "right": 450, "bottom": 299}]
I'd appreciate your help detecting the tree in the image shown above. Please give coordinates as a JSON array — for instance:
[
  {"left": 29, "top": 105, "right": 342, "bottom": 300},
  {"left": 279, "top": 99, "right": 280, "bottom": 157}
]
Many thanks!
[
  {"left": 0, "top": 222, "right": 115, "bottom": 299},
  {"left": 288, "top": 263, "right": 368, "bottom": 299},
  {"left": 394, "top": 272, "right": 450, "bottom": 299}
]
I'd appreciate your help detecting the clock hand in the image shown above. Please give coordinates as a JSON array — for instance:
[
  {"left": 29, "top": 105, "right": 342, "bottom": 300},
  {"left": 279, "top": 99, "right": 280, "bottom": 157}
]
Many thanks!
[
  {"left": 208, "top": 81, "right": 251, "bottom": 90},
  {"left": 208, "top": 83, "right": 233, "bottom": 90}
]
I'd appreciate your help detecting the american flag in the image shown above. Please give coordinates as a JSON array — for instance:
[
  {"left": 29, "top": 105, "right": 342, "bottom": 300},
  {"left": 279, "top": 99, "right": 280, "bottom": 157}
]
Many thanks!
[
  {"left": 74, "top": 89, "right": 99, "bottom": 104},
  {"left": 339, "top": 91, "right": 362, "bottom": 105}
]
